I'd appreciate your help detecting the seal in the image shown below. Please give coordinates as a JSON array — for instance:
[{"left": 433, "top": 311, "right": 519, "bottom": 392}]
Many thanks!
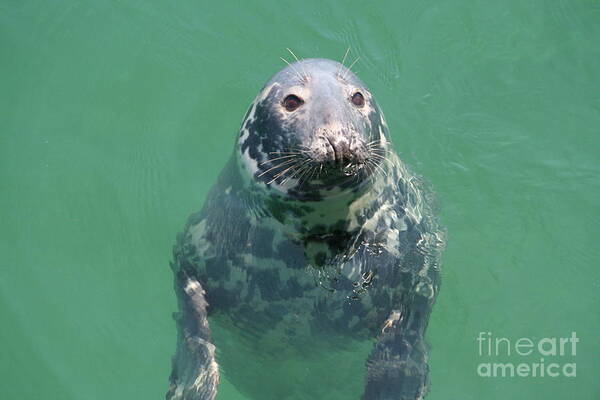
[{"left": 166, "top": 58, "right": 445, "bottom": 400}]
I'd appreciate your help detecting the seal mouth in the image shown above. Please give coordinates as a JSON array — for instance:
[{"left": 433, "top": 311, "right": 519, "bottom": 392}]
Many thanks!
[
  {"left": 254, "top": 137, "right": 386, "bottom": 196},
  {"left": 341, "top": 162, "right": 364, "bottom": 176}
]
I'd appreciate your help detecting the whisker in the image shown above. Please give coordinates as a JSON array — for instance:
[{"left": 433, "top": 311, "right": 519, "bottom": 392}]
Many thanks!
[
  {"left": 293, "top": 159, "right": 312, "bottom": 177},
  {"left": 366, "top": 139, "right": 384, "bottom": 146},
  {"left": 295, "top": 163, "right": 315, "bottom": 186},
  {"left": 372, "top": 154, "right": 394, "bottom": 164},
  {"left": 369, "top": 153, "right": 390, "bottom": 161},
  {"left": 343, "top": 56, "right": 360, "bottom": 80},
  {"left": 259, "top": 154, "right": 298, "bottom": 165},
  {"left": 286, "top": 47, "right": 301, "bottom": 63},
  {"left": 269, "top": 151, "right": 308, "bottom": 156},
  {"left": 286, "top": 48, "right": 309, "bottom": 81},
  {"left": 308, "top": 165, "right": 318, "bottom": 182},
  {"left": 373, "top": 161, "right": 388, "bottom": 177},
  {"left": 271, "top": 145, "right": 311, "bottom": 154},
  {"left": 258, "top": 158, "right": 298, "bottom": 177},
  {"left": 281, "top": 159, "right": 311, "bottom": 185},
  {"left": 362, "top": 161, "right": 375, "bottom": 181},
  {"left": 369, "top": 147, "right": 394, "bottom": 155},
  {"left": 280, "top": 56, "right": 304, "bottom": 81},
  {"left": 366, "top": 161, "right": 376, "bottom": 177},
  {"left": 270, "top": 158, "right": 311, "bottom": 185},
  {"left": 367, "top": 142, "right": 392, "bottom": 149},
  {"left": 337, "top": 47, "right": 351, "bottom": 77},
  {"left": 366, "top": 162, "right": 380, "bottom": 182},
  {"left": 369, "top": 154, "right": 395, "bottom": 169},
  {"left": 284, "top": 168, "right": 306, "bottom": 186},
  {"left": 268, "top": 163, "right": 301, "bottom": 184}
]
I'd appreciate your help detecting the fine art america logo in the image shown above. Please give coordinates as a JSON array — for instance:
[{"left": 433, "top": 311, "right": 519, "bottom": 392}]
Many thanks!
[{"left": 476, "top": 332, "right": 579, "bottom": 378}]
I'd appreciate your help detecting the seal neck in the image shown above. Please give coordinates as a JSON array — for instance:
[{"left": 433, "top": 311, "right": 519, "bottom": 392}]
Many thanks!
[
  {"left": 227, "top": 149, "right": 406, "bottom": 269},
  {"left": 257, "top": 172, "right": 392, "bottom": 269}
]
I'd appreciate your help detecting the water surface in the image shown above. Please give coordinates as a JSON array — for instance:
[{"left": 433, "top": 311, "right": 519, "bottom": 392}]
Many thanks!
[{"left": 1, "top": 1, "right": 599, "bottom": 399}]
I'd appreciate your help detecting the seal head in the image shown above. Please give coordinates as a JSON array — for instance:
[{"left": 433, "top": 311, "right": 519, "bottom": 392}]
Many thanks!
[{"left": 237, "top": 58, "right": 390, "bottom": 200}]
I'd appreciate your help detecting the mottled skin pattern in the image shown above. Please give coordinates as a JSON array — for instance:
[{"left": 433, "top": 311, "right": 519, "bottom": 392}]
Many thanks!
[{"left": 167, "top": 59, "right": 445, "bottom": 400}]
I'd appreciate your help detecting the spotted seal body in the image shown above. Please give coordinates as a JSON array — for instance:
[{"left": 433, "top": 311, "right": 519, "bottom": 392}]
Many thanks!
[{"left": 167, "top": 59, "right": 445, "bottom": 400}]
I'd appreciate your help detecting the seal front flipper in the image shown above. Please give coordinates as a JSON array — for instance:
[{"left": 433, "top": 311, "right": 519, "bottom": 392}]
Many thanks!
[
  {"left": 363, "top": 297, "right": 431, "bottom": 400},
  {"left": 167, "top": 270, "right": 219, "bottom": 400}
]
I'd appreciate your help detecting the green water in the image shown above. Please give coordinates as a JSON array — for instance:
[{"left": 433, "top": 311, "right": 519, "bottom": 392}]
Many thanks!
[{"left": 1, "top": 1, "right": 599, "bottom": 399}]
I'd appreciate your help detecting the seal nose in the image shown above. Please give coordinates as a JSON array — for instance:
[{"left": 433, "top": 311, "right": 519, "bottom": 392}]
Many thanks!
[
  {"left": 313, "top": 127, "right": 366, "bottom": 168},
  {"left": 322, "top": 134, "right": 367, "bottom": 167},
  {"left": 325, "top": 136, "right": 349, "bottom": 164}
]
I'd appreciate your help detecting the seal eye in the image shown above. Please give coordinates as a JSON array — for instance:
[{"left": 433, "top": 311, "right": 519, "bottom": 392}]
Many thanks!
[
  {"left": 351, "top": 92, "right": 365, "bottom": 107},
  {"left": 283, "top": 94, "right": 304, "bottom": 112}
]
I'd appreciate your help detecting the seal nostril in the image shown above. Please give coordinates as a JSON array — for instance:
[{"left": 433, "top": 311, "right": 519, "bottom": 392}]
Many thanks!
[{"left": 325, "top": 136, "right": 341, "bottom": 163}]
